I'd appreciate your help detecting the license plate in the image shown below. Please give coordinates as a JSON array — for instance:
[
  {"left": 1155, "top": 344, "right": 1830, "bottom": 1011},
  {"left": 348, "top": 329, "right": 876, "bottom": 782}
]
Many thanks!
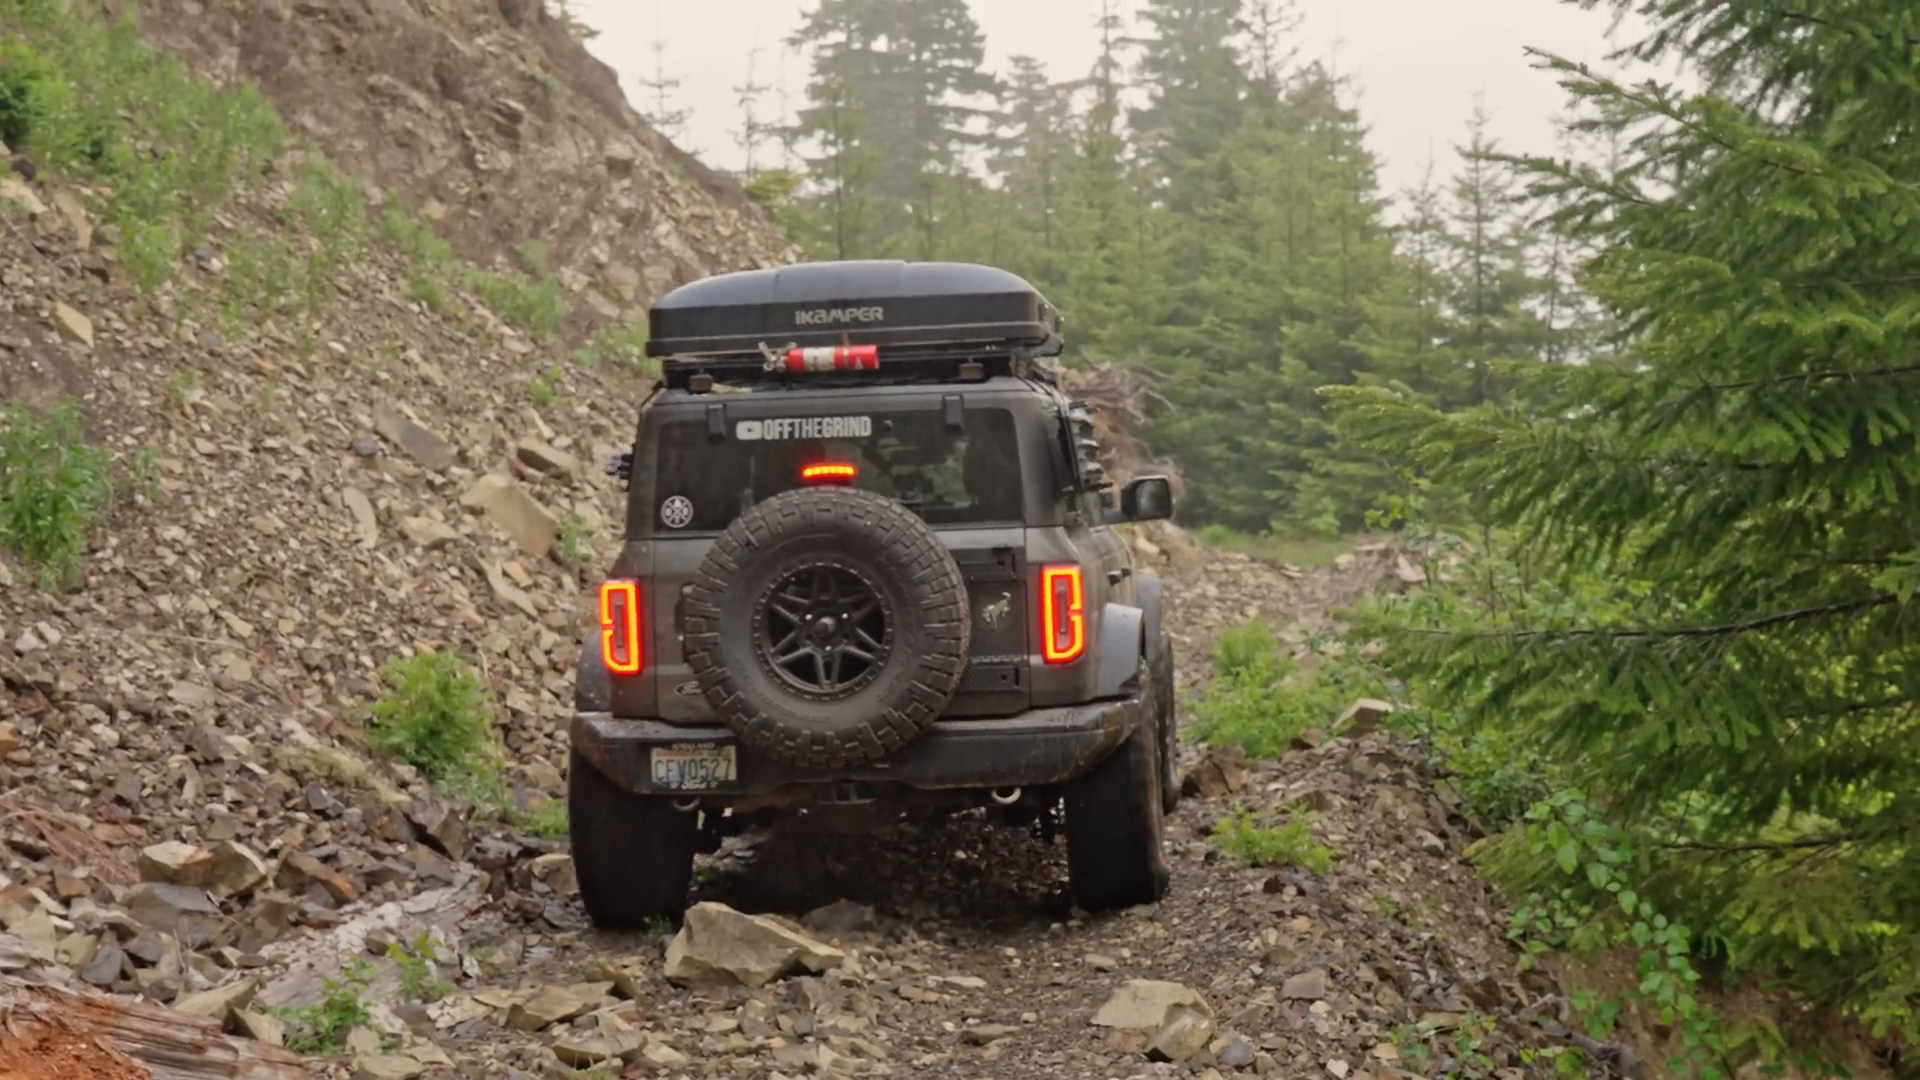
[{"left": 650, "top": 743, "right": 737, "bottom": 790}]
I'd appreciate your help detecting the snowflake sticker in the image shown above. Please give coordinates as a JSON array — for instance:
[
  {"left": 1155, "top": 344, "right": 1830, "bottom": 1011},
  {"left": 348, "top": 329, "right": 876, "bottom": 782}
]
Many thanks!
[{"left": 660, "top": 495, "right": 694, "bottom": 529}]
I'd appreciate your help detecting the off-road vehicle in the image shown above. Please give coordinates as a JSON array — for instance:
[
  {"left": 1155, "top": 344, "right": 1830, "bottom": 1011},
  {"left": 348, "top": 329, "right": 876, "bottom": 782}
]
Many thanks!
[{"left": 569, "top": 259, "right": 1179, "bottom": 927}]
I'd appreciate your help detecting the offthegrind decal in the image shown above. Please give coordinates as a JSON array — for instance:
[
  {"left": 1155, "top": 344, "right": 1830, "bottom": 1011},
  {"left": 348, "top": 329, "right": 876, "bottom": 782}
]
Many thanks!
[{"left": 734, "top": 416, "right": 874, "bottom": 442}]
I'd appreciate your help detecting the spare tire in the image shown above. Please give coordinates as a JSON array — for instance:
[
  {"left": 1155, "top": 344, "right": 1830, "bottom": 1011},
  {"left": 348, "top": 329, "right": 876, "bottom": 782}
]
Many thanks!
[{"left": 683, "top": 486, "right": 970, "bottom": 770}]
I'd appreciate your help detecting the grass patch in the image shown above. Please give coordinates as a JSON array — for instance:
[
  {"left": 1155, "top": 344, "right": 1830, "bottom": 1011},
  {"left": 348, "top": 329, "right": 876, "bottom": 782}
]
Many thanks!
[
  {"left": 270, "top": 961, "right": 376, "bottom": 1055},
  {"left": 467, "top": 267, "right": 567, "bottom": 338},
  {"left": 376, "top": 206, "right": 567, "bottom": 337},
  {"left": 555, "top": 513, "right": 594, "bottom": 565},
  {"left": 528, "top": 363, "right": 564, "bottom": 407},
  {"left": 1, "top": 4, "right": 284, "bottom": 292},
  {"left": 5, "top": 4, "right": 571, "bottom": 352},
  {"left": 1212, "top": 811, "right": 1334, "bottom": 874},
  {"left": 1190, "top": 619, "right": 1392, "bottom": 760},
  {"left": 387, "top": 930, "right": 454, "bottom": 1004},
  {"left": 365, "top": 649, "right": 503, "bottom": 790},
  {"left": 0, "top": 399, "right": 115, "bottom": 588},
  {"left": 512, "top": 796, "right": 569, "bottom": 840},
  {"left": 574, "top": 319, "right": 657, "bottom": 375}
]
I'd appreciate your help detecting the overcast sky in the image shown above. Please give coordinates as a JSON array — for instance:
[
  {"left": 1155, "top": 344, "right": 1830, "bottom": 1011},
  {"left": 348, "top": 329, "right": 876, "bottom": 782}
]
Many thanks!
[{"left": 572, "top": 0, "right": 1657, "bottom": 201}]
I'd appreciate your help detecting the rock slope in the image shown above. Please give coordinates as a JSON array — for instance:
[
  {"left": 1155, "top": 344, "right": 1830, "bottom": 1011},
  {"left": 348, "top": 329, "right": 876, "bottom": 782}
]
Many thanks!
[{"left": 126, "top": 0, "right": 800, "bottom": 332}]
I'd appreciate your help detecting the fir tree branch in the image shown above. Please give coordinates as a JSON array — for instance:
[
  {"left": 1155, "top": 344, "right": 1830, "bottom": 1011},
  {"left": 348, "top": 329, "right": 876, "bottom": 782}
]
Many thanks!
[
  {"left": 1658, "top": 835, "right": 1860, "bottom": 855},
  {"left": 1706, "top": 363, "right": 1920, "bottom": 391},
  {"left": 1413, "top": 594, "right": 1897, "bottom": 642}
]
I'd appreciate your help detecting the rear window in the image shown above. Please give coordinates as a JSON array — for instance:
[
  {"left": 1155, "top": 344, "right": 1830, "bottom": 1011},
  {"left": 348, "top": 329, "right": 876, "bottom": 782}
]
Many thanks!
[{"left": 651, "top": 407, "right": 1027, "bottom": 532}]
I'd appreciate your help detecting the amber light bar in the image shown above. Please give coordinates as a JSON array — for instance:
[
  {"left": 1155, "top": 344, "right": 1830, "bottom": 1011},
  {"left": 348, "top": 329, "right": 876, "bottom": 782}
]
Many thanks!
[
  {"left": 599, "top": 579, "right": 643, "bottom": 675},
  {"left": 1040, "top": 564, "right": 1086, "bottom": 664},
  {"left": 801, "top": 462, "right": 858, "bottom": 484}
]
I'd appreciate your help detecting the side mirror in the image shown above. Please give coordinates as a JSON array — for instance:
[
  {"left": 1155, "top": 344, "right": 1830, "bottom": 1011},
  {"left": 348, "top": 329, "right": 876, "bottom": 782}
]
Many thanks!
[{"left": 1121, "top": 475, "right": 1173, "bottom": 522}]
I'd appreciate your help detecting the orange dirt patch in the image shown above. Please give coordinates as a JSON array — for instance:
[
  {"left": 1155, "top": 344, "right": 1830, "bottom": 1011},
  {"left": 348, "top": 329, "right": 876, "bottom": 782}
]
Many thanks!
[{"left": 0, "top": 1020, "right": 151, "bottom": 1080}]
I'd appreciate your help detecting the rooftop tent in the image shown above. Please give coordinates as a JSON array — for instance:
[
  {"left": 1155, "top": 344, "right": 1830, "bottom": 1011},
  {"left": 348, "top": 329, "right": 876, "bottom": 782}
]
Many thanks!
[{"left": 645, "top": 260, "right": 1063, "bottom": 359}]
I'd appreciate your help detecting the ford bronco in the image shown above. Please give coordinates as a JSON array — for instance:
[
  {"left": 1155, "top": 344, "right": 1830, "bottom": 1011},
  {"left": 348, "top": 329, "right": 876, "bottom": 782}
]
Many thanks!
[{"left": 569, "top": 259, "right": 1179, "bottom": 926}]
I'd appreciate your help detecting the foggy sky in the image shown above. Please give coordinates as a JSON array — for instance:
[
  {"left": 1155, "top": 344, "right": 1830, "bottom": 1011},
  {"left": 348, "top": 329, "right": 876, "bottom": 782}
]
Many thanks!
[{"left": 573, "top": 0, "right": 1658, "bottom": 200}]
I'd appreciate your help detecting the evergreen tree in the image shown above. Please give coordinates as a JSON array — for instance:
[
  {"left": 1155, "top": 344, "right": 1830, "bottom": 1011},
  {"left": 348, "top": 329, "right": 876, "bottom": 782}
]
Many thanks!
[
  {"left": 636, "top": 19, "right": 688, "bottom": 141},
  {"left": 1441, "top": 101, "right": 1549, "bottom": 404},
  {"left": 1128, "top": 0, "right": 1246, "bottom": 203},
  {"left": 788, "top": 0, "right": 997, "bottom": 258},
  {"left": 732, "top": 44, "right": 775, "bottom": 175},
  {"left": 1328, "top": 0, "right": 1920, "bottom": 1027},
  {"left": 1151, "top": 62, "right": 1400, "bottom": 531},
  {"left": 791, "top": 71, "right": 882, "bottom": 258},
  {"left": 1049, "top": 1, "right": 1168, "bottom": 368},
  {"left": 984, "top": 56, "right": 1074, "bottom": 291}
]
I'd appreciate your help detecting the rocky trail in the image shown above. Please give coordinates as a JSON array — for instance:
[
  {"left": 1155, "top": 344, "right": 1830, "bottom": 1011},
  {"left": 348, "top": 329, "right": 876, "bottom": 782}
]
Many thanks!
[{"left": 4, "top": 503, "right": 1567, "bottom": 1080}]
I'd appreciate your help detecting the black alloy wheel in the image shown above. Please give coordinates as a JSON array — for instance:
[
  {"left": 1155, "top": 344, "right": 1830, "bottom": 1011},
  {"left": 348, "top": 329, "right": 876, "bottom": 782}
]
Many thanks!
[{"left": 755, "top": 562, "right": 893, "bottom": 700}]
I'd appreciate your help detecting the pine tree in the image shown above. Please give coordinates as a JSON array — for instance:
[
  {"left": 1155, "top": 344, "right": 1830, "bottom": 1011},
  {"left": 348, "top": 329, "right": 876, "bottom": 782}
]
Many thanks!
[
  {"left": 1150, "top": 61, "right": 1400, "bottom": 532},
  {"left": 732, "top": 44, "right": 774, "bottom": 175},
  {"left": 788, "top": 0, "right": 997, "bottom": 258},
  {"left": 1328, "top": 0, "right": 1920, "bottom": 1028},
  {"left": 791, "top": 71, "right": 882, "bottom": 258},
  {"left": 986, "top": 55, "right": 1074, "bottom": 291},
  {"left": 1128, "top": 0, "right": 1246, "bottom": 202},
  {"left": 637, "top": 32, "right": 689, "bottom": 141},
  {"left": 1051, "top": 0, "right": 1165, "bottom": 365},
  {"left": 1441, "top": 100, "right": 1549, "bottom": 404},
  {"left": 545, "top": 0, "right": 598, "bottom": 41}
]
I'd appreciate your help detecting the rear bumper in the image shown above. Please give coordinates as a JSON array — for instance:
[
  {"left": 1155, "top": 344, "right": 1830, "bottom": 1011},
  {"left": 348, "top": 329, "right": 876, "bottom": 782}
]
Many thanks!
[{"left": 570, "top": 694, "right": 1141, "bottom": 799}]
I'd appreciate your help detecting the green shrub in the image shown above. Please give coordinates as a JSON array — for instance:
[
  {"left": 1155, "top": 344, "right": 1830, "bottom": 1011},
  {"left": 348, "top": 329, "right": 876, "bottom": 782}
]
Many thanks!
[
  {"left": 271, "top": 961, "right": 375, "bottom": 1055},
  {"left": 0, "top": 38, "right": 58, "bottom": 149},
  {"left": 365, "top": 649, "right": 499, "bottom": 785},
  {"left": 1190, "top": 619, "right": 1392, "bottom": 760},
  {"left": 1212, "top": 811, "right": 1334, "bottom": 874},
  {"left": 387, "top": 930, "right": 454, "bottom": 1003},
  {"left": 0, "top": 400, "right": 115, "bottom": 588},
  {"left": 1211, "top": 619, "right": 1286, "bottom": 682},
  {"left": 465, "top": 267, "right": 568, "bottom": 338},
  {"left": 378, "top": 205, "right": 454, "bottom": 267}
]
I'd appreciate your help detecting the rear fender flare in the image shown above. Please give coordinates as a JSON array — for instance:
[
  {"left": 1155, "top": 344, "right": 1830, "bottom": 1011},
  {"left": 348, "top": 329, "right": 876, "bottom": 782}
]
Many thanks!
[
  {"left": 575, "top": 639, "right": 612, "bottom": 713},
  {"left": 1094, "top": 603, "right": 1146, "bottom": 705}
]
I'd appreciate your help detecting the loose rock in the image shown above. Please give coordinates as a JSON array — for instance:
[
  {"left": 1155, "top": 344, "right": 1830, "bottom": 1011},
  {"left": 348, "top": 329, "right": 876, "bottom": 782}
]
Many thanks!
[{"left": 663, "top": 901, "right": 846, "bottom": 989}]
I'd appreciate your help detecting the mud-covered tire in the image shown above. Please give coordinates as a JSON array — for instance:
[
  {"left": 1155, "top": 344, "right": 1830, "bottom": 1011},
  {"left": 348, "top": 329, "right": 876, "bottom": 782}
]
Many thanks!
[
  {"left": 1151, "top": 634, "right": 1177, "bottom": 813},
  {"left": 684, "top": 486, "right": 970, "bottom": 771},
  {"left": 1138, "top": 575, "right": 1179, "bottom": 814},
  {"left": 568, "top": 750, "right": 697, "bottom": 928},
  {"left": 1065, "top": 698, "right": 1171, "bottom": 911}
]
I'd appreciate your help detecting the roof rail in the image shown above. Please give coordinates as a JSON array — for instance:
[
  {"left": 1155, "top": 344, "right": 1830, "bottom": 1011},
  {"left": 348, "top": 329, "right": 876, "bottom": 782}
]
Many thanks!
[{"left": 659, "top": 344, "right": 1061, "bottom": 393}]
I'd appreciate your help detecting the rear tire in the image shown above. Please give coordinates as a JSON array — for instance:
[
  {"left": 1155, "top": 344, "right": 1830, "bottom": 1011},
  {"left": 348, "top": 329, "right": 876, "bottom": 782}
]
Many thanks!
[
  {"left": 1138, "top": 576, "right": 1179, "bottom": 814},
  {"left": 1065, "top": 702, "right": 1171, "bottom": 911},
  {"left": 568, "top": 751, "right": 697, "bottom": 928},
  {"left": 1150, "top": 632, "right": 1178, "bottom": 814}
]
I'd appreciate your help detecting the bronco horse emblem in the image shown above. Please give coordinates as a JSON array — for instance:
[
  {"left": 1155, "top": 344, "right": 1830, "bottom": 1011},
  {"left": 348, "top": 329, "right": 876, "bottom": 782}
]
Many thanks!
[{"left": 979, "top": 591, "right": 1011, "bottom": 629}]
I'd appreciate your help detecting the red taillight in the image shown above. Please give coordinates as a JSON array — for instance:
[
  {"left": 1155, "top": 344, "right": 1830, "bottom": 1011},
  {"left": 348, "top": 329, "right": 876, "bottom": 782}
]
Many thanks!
[
  {"left": 1040, "top": 564, "right": 1086, "bottom": 665},
  {"left": 801, "top": 462, "right": 858, "bottom": 484},
  {"left": 778, "top": 345, "right": 880, "bottom": 373},
  {"left": 599, "top": 579, "right": 643, "bottom": 675}
]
